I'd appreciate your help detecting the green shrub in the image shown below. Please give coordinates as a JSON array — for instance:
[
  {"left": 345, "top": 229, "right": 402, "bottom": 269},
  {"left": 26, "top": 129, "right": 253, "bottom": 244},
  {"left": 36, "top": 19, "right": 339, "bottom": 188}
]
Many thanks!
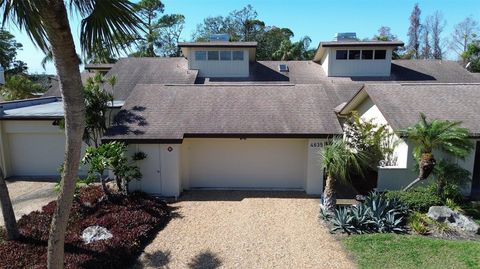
[
  {"left": 386, "top": 186, "right": 442, "bottom": 213},
  {"left": 408, "top": 211, "right": 429, "bottom": 235}
]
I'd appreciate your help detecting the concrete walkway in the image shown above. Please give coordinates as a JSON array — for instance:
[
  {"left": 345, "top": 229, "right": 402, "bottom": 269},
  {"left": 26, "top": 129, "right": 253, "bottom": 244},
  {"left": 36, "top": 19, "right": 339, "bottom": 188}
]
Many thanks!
[
  {"left": 134, "top": 191, "right": 355, "bottom": 269},
  {"left": 0, "top": 180, "right": 57, "bottom": 226}
]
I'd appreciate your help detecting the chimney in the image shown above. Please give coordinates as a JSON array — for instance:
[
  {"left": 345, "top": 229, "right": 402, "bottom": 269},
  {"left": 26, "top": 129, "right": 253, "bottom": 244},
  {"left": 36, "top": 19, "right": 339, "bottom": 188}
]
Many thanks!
[{"left": 0, "top": 66, "right": 4, "bottom": 85}]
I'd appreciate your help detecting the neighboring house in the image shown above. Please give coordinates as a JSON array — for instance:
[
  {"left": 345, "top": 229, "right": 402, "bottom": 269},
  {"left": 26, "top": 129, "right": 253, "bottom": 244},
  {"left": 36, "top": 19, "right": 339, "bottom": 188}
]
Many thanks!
[
  {"left": 1, "top": 32, "right": 479, "bottom": 198},
  {"left": 338, "top": 84, "right": 480, "bottom": 196}
]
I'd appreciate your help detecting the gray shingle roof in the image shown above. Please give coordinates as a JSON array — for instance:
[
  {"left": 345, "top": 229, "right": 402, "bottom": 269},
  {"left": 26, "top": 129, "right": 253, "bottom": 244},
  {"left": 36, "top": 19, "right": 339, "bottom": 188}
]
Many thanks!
[
  {"left": 104, "top": 84, "right": 343, "bottom": 141},
  {"left": 102, "top": 57, "right": 198, "bottom": 100},
  {"left": 364, "top": 83, "right": 480, "bottom": 136},
  {"left": 43, "top": 71, "right": 97, "bottom": 97}
]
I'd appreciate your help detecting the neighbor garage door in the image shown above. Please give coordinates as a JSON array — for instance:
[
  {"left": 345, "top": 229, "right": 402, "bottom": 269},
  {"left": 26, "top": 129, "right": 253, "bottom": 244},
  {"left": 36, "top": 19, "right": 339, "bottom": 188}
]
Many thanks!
[
  {"left": 3, "top": 120, "right": 67, "bottom": 177},
  {"left": 184, "top": 138, "right": 307, "bottom": 190}
]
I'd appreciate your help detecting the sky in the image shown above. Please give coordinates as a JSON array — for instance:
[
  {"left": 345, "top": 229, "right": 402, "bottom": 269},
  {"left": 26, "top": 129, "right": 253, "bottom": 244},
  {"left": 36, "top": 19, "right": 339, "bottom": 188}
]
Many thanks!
[{"left": 5, "top": 0, "right": 480, "bottom": 74}]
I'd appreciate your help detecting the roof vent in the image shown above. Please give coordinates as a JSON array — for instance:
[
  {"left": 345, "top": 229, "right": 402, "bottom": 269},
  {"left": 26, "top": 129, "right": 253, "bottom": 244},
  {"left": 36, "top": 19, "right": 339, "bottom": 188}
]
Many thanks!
[
  {"left": 209, "top": 34, "right": 229, "bottom": 42},
  {"left": 334, "top": 32, "right": 357, "bottom": 41},
  {"left": 278, "top": 64, "right": 289, "bottom": 72},
  {"left": 0, "top": 66, "right": 4, "bottom": 85}
]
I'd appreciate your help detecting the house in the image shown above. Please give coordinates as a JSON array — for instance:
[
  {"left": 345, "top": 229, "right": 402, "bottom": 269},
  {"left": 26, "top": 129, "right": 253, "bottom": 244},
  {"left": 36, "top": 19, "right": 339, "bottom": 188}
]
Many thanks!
[
  {"left": 1, "top": 32, "right": 479, "bottom": 198},
  {"left": 338, "top": 84, "right": 480, "bottom": 196}
]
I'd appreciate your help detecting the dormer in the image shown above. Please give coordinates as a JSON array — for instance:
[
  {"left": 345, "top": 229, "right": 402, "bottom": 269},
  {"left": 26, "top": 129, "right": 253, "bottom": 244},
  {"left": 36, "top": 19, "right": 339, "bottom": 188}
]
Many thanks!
[
  {"left": 179, "top": 38, "right": 257, "bottom": 78},
  {"left": 313, "top": 33, "right": 404, "bottom": 77}
]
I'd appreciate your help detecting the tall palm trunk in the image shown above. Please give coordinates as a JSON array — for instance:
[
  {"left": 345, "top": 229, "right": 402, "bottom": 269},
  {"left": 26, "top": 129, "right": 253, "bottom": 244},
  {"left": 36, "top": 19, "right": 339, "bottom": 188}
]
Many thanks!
[
  {"left": 323, "top": 174, "right": 337, "bottom": 211},
  {"left": 0, "top": 168, "right": 19, "bottom": 240},
  {"left": 404, "top": 152, "right": 437, "bottom": 191},
  {"left": 39, "top": 2, "right": 86, "bottom": 269}
]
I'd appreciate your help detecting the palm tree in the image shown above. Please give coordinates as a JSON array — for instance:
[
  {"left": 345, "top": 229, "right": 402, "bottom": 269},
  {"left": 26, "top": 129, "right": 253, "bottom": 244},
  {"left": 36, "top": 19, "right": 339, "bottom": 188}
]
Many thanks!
[
  {"left": 320, "top": 138, "right": 366, "bottom": 211},
  {"left": 403, "top": 113, "right": 473, "bottom": 191},
  {"left": 1, "top": 1, "right": 141, "bottom": 268},
  {"left": 0, "top": 167, "right": 19, "bottom": 240}
]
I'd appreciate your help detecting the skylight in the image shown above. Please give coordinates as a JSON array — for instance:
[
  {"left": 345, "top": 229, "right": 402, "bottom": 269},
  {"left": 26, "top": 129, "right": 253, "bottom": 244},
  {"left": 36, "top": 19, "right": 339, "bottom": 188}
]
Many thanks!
[{"left": 278, "top": 64, "right": 289, "bottom": 72}]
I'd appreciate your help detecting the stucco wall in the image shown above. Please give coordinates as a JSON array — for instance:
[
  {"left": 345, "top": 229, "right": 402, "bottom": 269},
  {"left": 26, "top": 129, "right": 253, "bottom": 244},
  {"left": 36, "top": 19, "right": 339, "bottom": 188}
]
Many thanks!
[
  {"left": 354, "top": 96, "right": 477, "bottom": 193},
  {"left": 325, "top": 47, "right": 393, "bottom": 77},
  {"left": 0, "top": 120, "right": 87, "bottom": 177},
  {"left": 188, "top": 48, "right": 249, "bottom": 77}
]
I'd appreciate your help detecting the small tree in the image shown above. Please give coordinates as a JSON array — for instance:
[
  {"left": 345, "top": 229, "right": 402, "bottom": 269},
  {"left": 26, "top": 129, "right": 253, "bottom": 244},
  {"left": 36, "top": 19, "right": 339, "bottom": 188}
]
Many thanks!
[
  {"left": 0, "top": 75, "right": 45, "bottom": 100},
  {"left": 403, "top": 113, "right": 473, "bottom": 191},
  {"left": 320, "top": 138, "right": 366, "bottom": 211},
  {"left": 82, "top": 142, "right": 142, "bottom": 196},
  {"left": 83, "top": 74, "right": 114, "bottom": 147}
]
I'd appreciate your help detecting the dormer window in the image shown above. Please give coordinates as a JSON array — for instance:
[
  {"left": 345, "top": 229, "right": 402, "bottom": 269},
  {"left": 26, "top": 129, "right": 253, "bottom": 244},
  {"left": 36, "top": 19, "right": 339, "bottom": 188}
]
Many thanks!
[
  {"left": 195, "top": 51, "right": 207, "bottom": 61},
  {"left": 220, "top": 51, "right": 232, "bottom": 60},
  {"left": 208, "top": 51, "right": 219, "bottom": 61},
  {"left": 179, "top": 41, "right": 256, "bottom": 77},
  {"left": 336, "top": 50, "right": 348, "bottom": 60},
  {"left": 232, "top": 51, "right": 244, "bottom": 61},
  {"left": 362, "top": 50, "right": 373, "bottom": 59},
  {"left": 374, "top": 50, "right": 387, "bottom": 60},
  {"left": 349, "top": 50, "right": 361, "bottom": 60}
]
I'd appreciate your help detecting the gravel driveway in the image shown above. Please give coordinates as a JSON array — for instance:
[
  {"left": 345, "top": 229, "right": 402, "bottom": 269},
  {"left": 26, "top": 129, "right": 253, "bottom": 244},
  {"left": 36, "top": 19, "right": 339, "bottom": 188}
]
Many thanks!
[
  {"left": 134, "top": 191, "right": 355, "bottom": 269},
  {"left": 0, "top": 180, "right": 57, "bottom": 226}
]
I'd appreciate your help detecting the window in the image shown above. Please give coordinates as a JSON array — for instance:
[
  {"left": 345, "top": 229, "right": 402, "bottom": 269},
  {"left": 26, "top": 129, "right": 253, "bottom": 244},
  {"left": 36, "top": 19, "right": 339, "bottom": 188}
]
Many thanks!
[
  {"left": 336, "top": 50, "right": 348, "bottom": 60},
  {"left": 208, "top": 51, "right": 219, "bottom": 60},
  {"left": 195, "top": 51, "right": 206, "bottom": 61},
  {"left": 362, "top": 50, "right": 373, "bottom": 60},
  {"left": 349, "top": 50, "right": 361, "bottom": 60},
  {"left": 232, "top": 51, "right": 244, "bottom": 60},
  {"left": 374, "top": 50, "right": 387, "bottom": 60},
  {"left": 220, "top": 51, "right": 232, "bottom": 61}
]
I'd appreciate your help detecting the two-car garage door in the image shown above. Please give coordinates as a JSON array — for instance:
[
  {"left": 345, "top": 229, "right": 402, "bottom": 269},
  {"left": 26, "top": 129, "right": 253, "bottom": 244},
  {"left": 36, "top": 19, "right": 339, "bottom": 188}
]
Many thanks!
[{"left": 183, "top": 139, "right": 307, "bottom": 190}]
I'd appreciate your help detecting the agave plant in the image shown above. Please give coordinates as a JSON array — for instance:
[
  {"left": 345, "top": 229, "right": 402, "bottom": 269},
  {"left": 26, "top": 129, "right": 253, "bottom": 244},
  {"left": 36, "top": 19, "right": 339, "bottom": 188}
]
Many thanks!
[{"left": 331, "top": 207, "right": 356, "bottom": 235}]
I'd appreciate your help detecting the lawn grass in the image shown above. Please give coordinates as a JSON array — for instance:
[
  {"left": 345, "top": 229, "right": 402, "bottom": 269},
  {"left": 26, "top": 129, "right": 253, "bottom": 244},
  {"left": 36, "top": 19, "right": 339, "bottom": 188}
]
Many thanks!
[{"left": 343, "top": 233, "right": 480, "bottom": 269}]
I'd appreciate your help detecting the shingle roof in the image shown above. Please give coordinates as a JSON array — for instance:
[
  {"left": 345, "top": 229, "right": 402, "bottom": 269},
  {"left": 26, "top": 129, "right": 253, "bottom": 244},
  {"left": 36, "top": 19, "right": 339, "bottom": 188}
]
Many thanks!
[
  {"left": 104, "top": 84, "right": 343, "bottom": 141},
  {"left": 364, "top": 83, "right": 480, "bottom": 136},
  {"left": 43, "top": 71, "right": 96, "bottom": 97},
  {"left": 102, "top": 57, "right": 198, "bottom": 100}
]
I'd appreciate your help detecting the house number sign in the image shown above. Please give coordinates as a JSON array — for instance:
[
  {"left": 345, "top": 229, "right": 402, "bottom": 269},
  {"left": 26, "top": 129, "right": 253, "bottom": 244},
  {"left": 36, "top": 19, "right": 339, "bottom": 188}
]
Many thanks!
[{"left": 309, "top": 142, "right": 324, "bottom": 148}]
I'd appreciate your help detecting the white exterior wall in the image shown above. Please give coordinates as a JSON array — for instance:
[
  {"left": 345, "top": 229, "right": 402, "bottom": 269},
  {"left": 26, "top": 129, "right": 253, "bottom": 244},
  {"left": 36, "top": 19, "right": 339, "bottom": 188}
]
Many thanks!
[
  {"left": 130, "top": 138, "right": 326, "bottom": 197},
  {"left": 354, "top": 96, "right": 477, "bottom": 193},
  {"left": 306, "top": 139, "right": 326, "bottom": 195},
  {"left": 325, "top": 47, "right": 393, "bottom": 77},
  {"left": 128, "top": 143, "right": 181, "bottom": 197},
  {"left": 0, "top": 120, "right": 87, "bottom": 177},
  {"left": 188, "top": 48, "right": 249, "bottom": 77},
  {"left": 320, "top": 50, "right": 329, "bottom": 76}
]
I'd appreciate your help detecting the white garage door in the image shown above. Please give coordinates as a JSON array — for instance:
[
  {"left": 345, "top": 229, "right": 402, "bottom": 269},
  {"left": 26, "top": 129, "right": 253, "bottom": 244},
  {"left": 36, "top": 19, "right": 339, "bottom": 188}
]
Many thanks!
[
  {"left": 7, "top": 132, "right": 66, "bottom": 176},
  {"left": 185, "top": 139, "right": 307, "bottom": 190}
]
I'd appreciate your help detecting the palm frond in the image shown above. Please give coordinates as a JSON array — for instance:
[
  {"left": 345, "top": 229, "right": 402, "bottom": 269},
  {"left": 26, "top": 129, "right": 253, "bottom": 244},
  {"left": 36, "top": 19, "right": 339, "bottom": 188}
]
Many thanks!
[
  {"left": 78, "top": 0, "right": 142, "bottom": 56},
  {"left": 1, "top": 0, "right": 49, "bottom": 52},
  {"left": 320, "top": 138, "right": 368, "bottom": 182}
]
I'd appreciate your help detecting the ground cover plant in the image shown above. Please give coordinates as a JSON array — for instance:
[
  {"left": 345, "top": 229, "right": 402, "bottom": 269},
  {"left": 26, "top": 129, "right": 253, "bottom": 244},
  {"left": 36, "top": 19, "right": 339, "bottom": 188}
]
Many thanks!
[{"left": 0, "top": 185, "right": 170, "bottom": 269}]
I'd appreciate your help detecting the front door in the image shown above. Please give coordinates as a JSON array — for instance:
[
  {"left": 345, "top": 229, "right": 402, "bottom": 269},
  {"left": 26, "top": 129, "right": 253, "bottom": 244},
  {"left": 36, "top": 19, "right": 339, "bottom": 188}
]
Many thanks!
[{"left": 138, "top": 144, "right": 162, "bottom": 195}]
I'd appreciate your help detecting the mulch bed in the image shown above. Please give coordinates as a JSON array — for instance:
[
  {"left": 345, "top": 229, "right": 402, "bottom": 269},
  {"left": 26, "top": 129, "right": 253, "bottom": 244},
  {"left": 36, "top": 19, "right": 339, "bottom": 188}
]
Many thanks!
[{"left": 0, "top": 185, "right": 170, "bottom": 269}]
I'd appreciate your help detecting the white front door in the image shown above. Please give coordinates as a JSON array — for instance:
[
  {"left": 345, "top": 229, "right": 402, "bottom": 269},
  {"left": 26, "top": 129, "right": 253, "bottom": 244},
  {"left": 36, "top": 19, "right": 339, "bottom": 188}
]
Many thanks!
[{"left": 137, "top": 144, "right": 162, "bottom": 194}]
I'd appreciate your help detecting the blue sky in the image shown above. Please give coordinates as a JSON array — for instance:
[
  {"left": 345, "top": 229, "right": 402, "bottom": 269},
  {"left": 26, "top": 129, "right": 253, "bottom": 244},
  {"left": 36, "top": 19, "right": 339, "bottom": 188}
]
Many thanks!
[{"left": 5, "top": 0, "right": 480, "bottom": 74}]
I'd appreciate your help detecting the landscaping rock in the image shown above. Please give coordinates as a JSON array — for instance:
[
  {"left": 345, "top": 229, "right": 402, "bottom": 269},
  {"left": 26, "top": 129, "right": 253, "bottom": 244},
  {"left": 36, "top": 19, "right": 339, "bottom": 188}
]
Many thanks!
[
  {"left": 427, "top": 206, "right": 480, "bottom": 235},
  {"left": 82, "top": 225, "right": 113, "bottom": 244}
]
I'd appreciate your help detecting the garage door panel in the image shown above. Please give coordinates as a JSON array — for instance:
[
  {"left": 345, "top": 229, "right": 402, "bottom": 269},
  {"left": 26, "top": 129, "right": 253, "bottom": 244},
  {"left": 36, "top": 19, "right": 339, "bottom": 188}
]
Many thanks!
[
  {"left": 8, "top": 133, "right": 66, "bottom": 176},
  {"left": 186, "top": 139, "right": 307, "bottom": 189}
]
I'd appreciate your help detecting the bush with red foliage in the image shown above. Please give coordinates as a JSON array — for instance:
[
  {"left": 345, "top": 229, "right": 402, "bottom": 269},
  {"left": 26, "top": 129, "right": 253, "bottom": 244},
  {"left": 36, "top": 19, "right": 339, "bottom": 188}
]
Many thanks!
[{"left": 0, "top": 185, "right": 170, "bottom": 269}]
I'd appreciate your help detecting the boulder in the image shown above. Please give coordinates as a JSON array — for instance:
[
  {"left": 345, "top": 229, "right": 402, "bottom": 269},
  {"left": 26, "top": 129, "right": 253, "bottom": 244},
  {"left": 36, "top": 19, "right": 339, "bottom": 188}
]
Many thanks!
[
  {"left": 82, "top": 225, "right": 113, "bottom": 244},
  {"left": 427, "top": 206, "right": 480, "bottom": 235}
]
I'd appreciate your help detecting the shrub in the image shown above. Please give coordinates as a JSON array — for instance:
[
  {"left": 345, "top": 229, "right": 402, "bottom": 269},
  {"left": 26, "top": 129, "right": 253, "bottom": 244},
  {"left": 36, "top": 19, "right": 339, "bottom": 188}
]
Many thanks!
[
  {"left": 408, "top": 211, "right": 429, "bottom": 235},
  {"left": 0, "top": 185, "right": 170, "bottom": 269},
  {"left": 330, "top": 192, "right": 407, "bottom": 234},
  {"left": 386, "top": 186, "right": 442, "bottom": 213}
]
